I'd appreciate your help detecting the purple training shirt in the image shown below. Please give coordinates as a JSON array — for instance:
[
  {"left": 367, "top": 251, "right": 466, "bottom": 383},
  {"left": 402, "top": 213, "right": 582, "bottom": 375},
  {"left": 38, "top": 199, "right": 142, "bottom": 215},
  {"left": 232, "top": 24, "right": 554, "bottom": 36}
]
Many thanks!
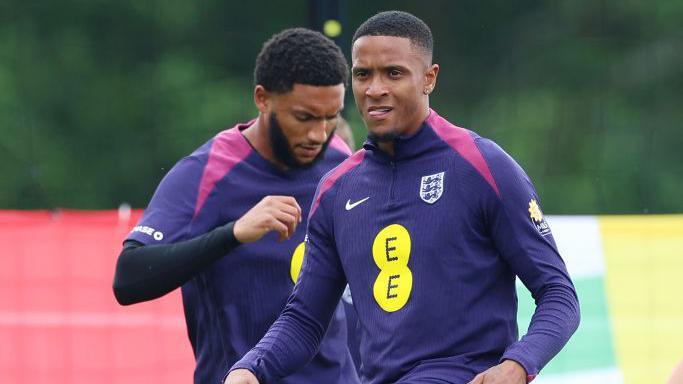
[
  {"left": 232, "top": 109, "right": 580, "bottom": 384},
  {"left": 128, "top": 122, "right": 360, "bottom": 384}
]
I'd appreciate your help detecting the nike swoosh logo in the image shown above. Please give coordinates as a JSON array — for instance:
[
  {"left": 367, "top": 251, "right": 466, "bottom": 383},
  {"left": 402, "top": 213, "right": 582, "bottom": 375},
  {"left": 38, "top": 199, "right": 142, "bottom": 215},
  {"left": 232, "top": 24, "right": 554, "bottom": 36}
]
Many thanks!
[{"left": 345, "top": 197, "right": 370, "bottom": 211}]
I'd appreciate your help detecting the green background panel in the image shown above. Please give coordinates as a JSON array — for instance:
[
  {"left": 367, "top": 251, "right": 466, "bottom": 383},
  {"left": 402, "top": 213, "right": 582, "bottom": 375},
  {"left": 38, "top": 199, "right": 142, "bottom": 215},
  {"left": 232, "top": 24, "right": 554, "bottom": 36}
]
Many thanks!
[{"left": 516, "top": 276, "right": 615, "bottom": 373}]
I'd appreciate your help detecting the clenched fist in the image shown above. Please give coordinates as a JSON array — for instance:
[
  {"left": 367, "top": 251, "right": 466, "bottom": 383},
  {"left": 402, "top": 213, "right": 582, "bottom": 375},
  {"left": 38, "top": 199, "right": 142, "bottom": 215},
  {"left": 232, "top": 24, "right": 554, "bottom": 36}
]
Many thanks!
[{"left": 233, "top": 196, "right": 302, "bottom": 243}]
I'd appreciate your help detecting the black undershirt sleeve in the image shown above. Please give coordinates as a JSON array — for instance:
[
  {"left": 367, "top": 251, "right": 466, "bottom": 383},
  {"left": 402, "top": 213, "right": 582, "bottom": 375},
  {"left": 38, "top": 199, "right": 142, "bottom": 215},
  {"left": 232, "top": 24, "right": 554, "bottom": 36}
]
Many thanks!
[{"left": 113, "top": 222, "right": 240, "bottom": 305}]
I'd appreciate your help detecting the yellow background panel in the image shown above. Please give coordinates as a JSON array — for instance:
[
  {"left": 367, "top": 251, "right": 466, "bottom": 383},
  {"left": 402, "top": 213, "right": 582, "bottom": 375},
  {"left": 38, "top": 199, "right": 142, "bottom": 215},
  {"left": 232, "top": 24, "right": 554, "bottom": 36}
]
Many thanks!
[{"left": 600, "top": 215, "right": 683, "bottom": 384}]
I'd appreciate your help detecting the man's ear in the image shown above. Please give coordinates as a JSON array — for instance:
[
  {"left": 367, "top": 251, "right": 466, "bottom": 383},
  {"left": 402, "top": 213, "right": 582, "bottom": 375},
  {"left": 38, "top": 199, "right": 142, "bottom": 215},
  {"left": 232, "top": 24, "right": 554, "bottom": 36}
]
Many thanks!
[
  {"left": 253, "top": 85, "right": 270, "bottom": 113},
  {"left": 424, "top": 63, "right": 439, "bottom": 95}
]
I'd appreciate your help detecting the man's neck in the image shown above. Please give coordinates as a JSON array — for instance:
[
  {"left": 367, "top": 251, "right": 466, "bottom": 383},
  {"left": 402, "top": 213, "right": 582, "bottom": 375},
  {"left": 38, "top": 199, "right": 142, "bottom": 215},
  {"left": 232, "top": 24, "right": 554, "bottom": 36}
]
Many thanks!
[
  {"left": 374, "top": 107, "right": 430, "bottom": 158},
  {"left": 378, "top": 141, "right": 395, "bottom": 157},
  {"left": 241, "top": 116, "right": 286, "bottom": 169}
]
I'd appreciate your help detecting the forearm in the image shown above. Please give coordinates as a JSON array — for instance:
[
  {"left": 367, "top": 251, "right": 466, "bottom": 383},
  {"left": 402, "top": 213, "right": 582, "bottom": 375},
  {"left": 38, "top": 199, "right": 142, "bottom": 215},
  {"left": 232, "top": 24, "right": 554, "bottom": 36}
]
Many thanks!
[
  {"left": 502, "top": 282, "right": 580, "bottom": 377},
  {"left": 113, "top": 222, "right": 239, "bottom": 305},
  {"left": 229, "top": 270, "right": 345, "bottom": 382}
]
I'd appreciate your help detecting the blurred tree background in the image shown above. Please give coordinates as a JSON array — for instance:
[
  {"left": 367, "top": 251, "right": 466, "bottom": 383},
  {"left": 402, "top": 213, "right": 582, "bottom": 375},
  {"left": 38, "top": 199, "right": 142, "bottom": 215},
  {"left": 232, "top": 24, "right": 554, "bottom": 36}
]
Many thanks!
[{"left": 0, "top": 1, "right": 681, "bottom": 213}]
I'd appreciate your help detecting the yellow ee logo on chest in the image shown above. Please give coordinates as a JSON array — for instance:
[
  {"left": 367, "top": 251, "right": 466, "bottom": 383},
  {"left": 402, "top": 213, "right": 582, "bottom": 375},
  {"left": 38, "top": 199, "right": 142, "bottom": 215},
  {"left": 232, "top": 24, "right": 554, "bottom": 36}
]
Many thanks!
[
  {"left": 372, "top": 224, "right": 413, "bottom": 312},
  {"left": 290, "top": 242, "right": 306, "bottom": 283}
]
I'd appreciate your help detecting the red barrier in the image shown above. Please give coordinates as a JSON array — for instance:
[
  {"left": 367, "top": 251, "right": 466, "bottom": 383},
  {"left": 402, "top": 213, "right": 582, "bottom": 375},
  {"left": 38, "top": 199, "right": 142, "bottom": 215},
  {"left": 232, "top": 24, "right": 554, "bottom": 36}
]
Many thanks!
[{"left": 0, "top": 210, "right": 194, "bottom": 384}]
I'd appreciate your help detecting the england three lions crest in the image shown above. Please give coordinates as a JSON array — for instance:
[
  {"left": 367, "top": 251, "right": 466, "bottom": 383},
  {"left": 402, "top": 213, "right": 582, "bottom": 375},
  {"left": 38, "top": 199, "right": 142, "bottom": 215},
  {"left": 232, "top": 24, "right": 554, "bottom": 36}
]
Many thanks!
[{"left": 420, "top": 172, "right": 445, "bottom": 204}]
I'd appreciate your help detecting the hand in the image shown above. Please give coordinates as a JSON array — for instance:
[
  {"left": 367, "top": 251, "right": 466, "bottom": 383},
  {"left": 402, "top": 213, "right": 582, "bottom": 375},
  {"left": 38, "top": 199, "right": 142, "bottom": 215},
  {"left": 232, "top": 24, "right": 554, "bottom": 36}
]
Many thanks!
[
  {"left": 233, "top": 196, "right": 302, "bottom": 243},
  {"left": 468, "top": 360, "right": 527, "bottom": 384},
  {"left": 223, "top": 369, "right": 259, "bottom": 384}
]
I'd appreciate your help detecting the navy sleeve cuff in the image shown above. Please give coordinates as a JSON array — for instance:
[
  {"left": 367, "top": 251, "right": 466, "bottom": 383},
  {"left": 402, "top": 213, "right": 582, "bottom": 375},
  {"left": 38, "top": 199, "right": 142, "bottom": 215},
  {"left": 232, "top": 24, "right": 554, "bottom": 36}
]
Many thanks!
[
  {"left": 501, "top": 349, "right": 538, "bottom": 383},
  {"left": 222, "top": 364, "right": 259, "bottom": 384},
  {"left": 227, "top": 349, "right": 268, "bottom": 383}
]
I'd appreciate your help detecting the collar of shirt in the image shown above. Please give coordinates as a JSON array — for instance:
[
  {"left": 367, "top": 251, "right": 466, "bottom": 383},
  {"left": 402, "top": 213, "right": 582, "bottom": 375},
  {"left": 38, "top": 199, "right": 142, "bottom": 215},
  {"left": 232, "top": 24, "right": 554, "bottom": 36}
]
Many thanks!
[{"left": 362, "top": 110, "right": 443, "bottom": 163}]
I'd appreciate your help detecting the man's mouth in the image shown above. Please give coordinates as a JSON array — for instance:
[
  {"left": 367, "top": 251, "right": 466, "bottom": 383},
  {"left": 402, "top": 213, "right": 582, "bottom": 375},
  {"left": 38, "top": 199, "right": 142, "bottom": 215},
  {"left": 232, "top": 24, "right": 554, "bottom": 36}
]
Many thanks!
[
  {"left": 367, "top": 106, "right": 393, "bottom": 118},
  {"left": 297, "top": 145, "right": 322, "bottom": 158}
]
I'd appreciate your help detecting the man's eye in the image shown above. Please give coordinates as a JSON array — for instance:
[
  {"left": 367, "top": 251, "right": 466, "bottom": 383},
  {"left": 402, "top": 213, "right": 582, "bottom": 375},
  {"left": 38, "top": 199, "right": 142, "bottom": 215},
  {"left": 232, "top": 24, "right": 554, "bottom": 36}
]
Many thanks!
[{"left": 296, "top": 115, "right": 312, "bottom": 122}]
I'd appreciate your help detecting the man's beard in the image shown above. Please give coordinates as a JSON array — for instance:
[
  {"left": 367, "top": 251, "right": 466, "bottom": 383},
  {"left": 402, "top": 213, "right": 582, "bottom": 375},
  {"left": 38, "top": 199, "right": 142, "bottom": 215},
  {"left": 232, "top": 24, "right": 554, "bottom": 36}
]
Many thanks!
[{"left": 269, "top": 113, "right": 335, "bottom": 169}]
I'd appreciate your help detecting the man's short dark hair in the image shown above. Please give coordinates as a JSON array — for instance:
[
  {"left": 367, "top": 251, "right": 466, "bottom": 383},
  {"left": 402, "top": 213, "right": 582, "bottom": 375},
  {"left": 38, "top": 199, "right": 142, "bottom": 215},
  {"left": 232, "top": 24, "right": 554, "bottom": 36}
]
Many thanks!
[
  {"left": 352, "top": 11, "right": 433, "bottom": 59},
  {"left": 254, "top": 28, "right": 348, "bottom": 93}
]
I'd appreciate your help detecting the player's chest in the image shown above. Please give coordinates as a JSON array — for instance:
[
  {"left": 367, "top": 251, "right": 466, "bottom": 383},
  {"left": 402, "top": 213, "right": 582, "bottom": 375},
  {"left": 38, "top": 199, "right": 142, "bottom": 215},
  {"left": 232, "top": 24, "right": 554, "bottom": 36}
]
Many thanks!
[
  {"left": 333, "top": 161, "right": 476, "bottom": 261},
  {"left": 214, "top": 170, "right": 321, "bottom": 223},
  {"left": 334, "top": 163, "right": 483, "bottom": 313}
]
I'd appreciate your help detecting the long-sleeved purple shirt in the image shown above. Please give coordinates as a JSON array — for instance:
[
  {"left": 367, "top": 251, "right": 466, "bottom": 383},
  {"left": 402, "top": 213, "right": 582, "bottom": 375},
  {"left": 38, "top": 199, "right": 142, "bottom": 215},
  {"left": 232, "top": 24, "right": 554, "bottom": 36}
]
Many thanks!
[
  {"left": 232, "top": 109, "right": 580, "bottom": 384},
  {"left": 127, "top": 123, "right": 359, "bottom": 384}
]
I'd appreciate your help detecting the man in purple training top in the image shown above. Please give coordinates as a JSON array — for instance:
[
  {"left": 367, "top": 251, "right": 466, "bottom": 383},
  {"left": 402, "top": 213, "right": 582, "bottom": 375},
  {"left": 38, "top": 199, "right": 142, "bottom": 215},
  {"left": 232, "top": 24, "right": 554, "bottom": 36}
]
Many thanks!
[
  {"left": 226, "top": 11, "right": 580, "bottom": 384},
  {"left": 113, "top": 28, "right": 360, "bottom": 384}
]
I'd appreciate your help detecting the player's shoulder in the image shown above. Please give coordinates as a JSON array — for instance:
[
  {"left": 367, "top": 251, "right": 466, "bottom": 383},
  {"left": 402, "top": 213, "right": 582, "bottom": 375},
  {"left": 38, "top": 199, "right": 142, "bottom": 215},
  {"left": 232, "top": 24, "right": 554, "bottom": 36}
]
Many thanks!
[
  {"left": 425, "top": 109, "right": 532, "bottom": 199},
  {"left": 199, "top": 126, "right": 252, "bottom": 160},
  {"left": 472, "top": 135, "right": 526, "bottom": 179},
  {"left": 318, "top": 134, "right": 354, "bottom": 170},
  {"left": 471, "top": 135, "right": 538, "bottom": 205},
  {"left": 310, "top": 149, "right": 366, "bottom": 216},
  {"left": 426, "top": 111, "right": 503, "bottom": 197},
  {"left": 322, "top": 148, "right": 366, "bottom": 186},
  {"left": 425, "top": 108, "right": 506, "bottom": 158},
  {"left": 329, "top": 133, "right": 353, "bottom": 156},
  {"left": 470, "top": 134, "right": 511, "bottom": 162},
  {"left": 186, "top": 125, "right": 254, "bottom": 174},
  {"left": 426, "top": 109, "right": 484, "bottom": 157},
  {"left": 169, "top": 125, "right": 253, "bottom": 188}
]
